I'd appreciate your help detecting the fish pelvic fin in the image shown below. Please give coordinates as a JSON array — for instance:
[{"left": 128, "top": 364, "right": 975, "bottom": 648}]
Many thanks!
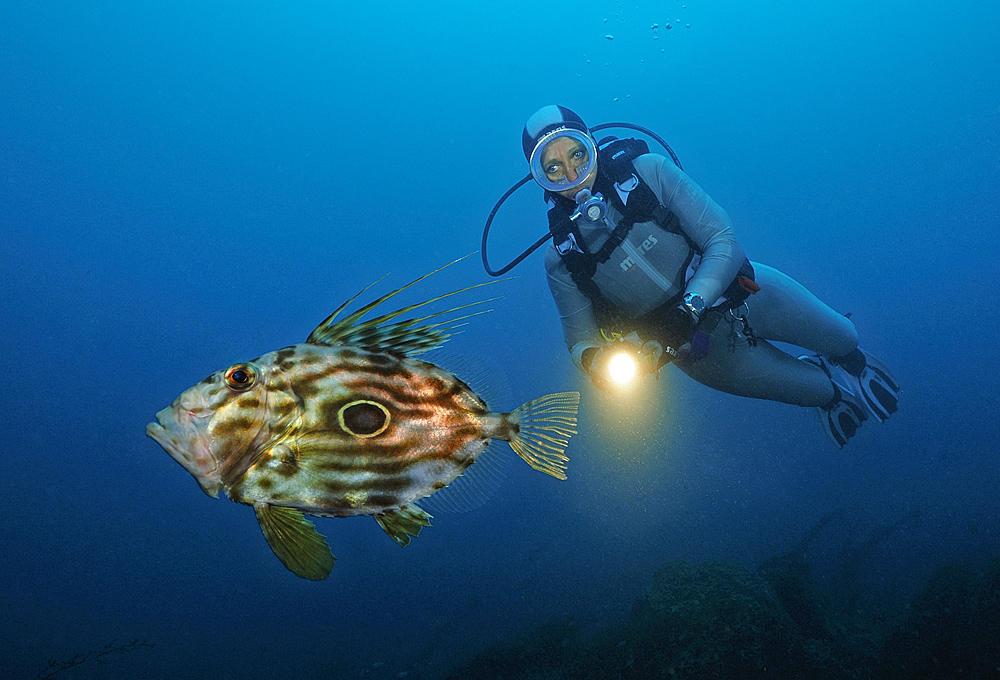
[
  {"left": 306, "top": 255, "right": 505, "bottom": 356},
  {"left": 254, "top": 503, "right": 336, "bottom": 581},
  {"left": 374, "top": 504, "right": 432, "bottom": 547},
  {"left": 506, "top": 391, "right": 580, "bottom": 481}
]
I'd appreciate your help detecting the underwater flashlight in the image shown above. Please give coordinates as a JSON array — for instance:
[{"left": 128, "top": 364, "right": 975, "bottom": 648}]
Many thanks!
[
  {"left": 589, "top": 331, "right": 673, "bottom": 394},
  {"left": 606, "top": 350, "right": 639, "bottom": 387}
]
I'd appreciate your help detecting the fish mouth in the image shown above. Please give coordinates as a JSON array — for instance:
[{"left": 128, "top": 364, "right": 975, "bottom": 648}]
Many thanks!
[{"left": 146, "top": 404, "right": 223, "bottom": 498}]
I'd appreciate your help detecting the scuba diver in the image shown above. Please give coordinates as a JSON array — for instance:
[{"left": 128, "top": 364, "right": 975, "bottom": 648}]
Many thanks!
[{"left": 481, "top": 105, "right": 899, "bottom": 448}]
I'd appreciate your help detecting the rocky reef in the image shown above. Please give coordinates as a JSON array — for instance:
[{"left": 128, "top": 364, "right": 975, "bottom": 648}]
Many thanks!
[
  {"left": 878, "top": 559, "right": 1000, "bottom": 678},
  {"left": 443, "top": 517, "right": 1000, "bottom": 680}
]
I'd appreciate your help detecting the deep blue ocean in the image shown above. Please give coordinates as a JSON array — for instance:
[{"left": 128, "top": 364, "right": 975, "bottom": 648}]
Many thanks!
[{"left": 3, "top": 1, "right": 999, "bottom": 678}]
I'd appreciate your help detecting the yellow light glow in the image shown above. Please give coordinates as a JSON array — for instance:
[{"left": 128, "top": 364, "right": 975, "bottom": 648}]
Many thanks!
[{"left": 607, "top": 351, "right": 638, "bottom": 386}]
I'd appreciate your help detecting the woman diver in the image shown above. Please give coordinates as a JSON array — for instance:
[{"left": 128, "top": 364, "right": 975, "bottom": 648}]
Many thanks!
[{"left": 485, "top": 105, "right": 899, "bottom": 448}]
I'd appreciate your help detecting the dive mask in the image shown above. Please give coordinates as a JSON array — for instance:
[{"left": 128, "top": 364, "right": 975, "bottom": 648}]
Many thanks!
[{"left": 528, "top": 128, "right": 599, "bottom": 193}]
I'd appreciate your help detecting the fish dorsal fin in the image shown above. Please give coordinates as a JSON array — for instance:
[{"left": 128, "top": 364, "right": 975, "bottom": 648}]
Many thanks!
[
  {"left": 254, "top": 503, "right": 336, "bottom": 581},
  {"left": 374, "top": 504, "right": 432, "bottom": 547},
  {"left": 306, "top": 257, "right": 503, "bottom": 356}
]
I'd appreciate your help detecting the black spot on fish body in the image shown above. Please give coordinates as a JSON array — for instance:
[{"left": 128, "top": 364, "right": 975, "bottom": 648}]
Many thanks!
[{"left": 341, "top": 401, "right": 388, "bottom": 436}]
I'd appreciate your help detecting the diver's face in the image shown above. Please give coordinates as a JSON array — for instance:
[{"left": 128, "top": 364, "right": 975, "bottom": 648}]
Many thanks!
[{"left": 541, "top": 135, "right": 596, "bottom": 198}]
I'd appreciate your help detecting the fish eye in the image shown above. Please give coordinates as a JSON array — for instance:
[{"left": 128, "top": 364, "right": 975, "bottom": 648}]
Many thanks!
[
  {"left": 224, "top": 364, "right": 257, "bottom": 391},
  {"left": 338, "top": 400, "right": 390, "bottom": 438}
]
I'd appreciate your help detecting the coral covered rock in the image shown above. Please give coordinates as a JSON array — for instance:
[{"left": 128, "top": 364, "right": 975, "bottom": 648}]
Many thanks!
[
  {"left": 879, "top": 559, "right": 1000, "bottom": 679},
  {"left": 631, "top": 561, "right": 806, "bottom": 678}
]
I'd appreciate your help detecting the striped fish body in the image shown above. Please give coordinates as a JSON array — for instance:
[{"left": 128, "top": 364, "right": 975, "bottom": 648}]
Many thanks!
[
  {"left": 220, "top": 344, "right": 511, "bottom": 517},
  {"left": 147, "top": 261, "right": 579, "bottom": 580}
]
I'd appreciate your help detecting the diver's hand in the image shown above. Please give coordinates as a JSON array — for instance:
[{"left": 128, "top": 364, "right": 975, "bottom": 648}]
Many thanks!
[
  {"left": 640, "top": 340, "right": 670, "bottom": 373},
  {"left": 582, "top": 346, "right": 617, "bottom": 393},
  {"left": 660, "top": 305, "right": 696, "bottom": 350}
]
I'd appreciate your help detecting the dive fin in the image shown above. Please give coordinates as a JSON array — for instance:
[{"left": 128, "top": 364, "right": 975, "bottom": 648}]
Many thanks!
[
  {"left": 799, "top": 354, "right": 869, "bottom": 449},
  {"left": 506, "top": 392, "right": 580, "bottom": 480},
  {"left": 306, "top": 256, "right": 502, "bottom": 356},
  {"left": 828, "top": 348, "right": 900, "bottom": 424},
  {"left": 375, "top": 504, "right": 433, "bottom": 547},
  {"left": 819, "top": 385, "right": 869, "bottom": 449},
  {"left": 855, "top": 350, "right": 899, "bottom": 423},
  {"left": 254, "top": 503, "right": 336, "bottom": 581}
]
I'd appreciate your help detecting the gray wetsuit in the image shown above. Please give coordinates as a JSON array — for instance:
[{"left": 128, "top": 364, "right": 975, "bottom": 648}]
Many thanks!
[{"left": 544, "top": 153, "right": 858, "bottom": 408}]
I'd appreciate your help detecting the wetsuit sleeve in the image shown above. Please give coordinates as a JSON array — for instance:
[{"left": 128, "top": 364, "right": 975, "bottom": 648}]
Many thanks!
[
  {"left": 544, "top": 245, "right": 604, "bottom": 371},
  {"left": 634, "top": 154, "right": 745, "bottom": 307}
]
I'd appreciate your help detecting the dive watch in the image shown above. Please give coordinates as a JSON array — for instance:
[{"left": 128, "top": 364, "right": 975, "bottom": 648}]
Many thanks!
[{"left": 682, "top": 292, "right": 706, "bottom": 322}]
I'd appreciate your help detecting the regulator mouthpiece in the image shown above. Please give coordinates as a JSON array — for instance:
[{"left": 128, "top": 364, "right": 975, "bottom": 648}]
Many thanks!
[{"left": 572, "top": 188, "right": 607, "bottom": 223}]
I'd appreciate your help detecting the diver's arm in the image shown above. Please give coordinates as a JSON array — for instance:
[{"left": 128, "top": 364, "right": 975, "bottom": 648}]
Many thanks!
[
  {"left": 544, "top": 246, "right": 604, "bottom": 371},
  {"left": 635, "top": 154, "right": 745, "bottom": 307}
]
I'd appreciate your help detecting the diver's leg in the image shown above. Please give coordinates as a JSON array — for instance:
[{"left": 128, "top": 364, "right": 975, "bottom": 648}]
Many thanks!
[
  {"left": 675, "top": 309, "right": 869, "bottom": 448},
  {"left": 675, "top": 329, "right": 833, "bottom": 407},
  {"left": 742, "top": 263, "right": 858, "bottom": 357},
  {"left": 746, "top": 263, "right": 899, "bottom": 422}
]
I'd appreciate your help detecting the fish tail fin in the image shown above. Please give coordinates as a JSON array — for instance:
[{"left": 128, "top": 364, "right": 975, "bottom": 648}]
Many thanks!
[{"left": 507, "top": 391, "right": 580, "bottom": 480}]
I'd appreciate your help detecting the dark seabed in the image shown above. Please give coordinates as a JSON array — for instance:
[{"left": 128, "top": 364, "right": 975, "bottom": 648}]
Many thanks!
[{"left": 2, "top": 1, "right": 999, "bottom": 678}]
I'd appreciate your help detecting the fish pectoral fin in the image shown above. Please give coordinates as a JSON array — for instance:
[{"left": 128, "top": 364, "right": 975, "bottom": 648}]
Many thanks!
[
  {"left": 506, "top": 391, "right": 580, "bottom": 481},
  {"left": 374, "top": 504, "right": 432, "bottom": 547},
  {"left": 254, "top": 503, "right": 336, "bottom": 581}
]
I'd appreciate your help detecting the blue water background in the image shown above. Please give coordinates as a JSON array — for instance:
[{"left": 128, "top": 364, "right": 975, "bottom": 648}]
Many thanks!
[{"left": 2, "top": 1, "right": 999, "bottom": 677}]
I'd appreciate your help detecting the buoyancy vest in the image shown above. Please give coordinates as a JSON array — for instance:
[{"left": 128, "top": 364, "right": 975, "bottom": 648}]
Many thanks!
[{"left": 547, "top": 138, "right": 759, "bottom": 336}]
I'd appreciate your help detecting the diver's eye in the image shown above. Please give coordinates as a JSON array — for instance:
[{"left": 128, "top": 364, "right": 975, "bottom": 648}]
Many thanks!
[
  {"left": 572, "top": 148, "right": 586, "bottom": 161},
  {"left": 338, "top": 400, "right": 390, "bottom": 438},
  {"left": 224, "top": 364, "right": 257, "bottom": 391}
]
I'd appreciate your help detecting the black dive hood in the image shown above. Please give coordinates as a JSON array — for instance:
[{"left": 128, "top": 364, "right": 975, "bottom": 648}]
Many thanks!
[{"left": 481, "top": 122, "right": 682, "bottom": 277}]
